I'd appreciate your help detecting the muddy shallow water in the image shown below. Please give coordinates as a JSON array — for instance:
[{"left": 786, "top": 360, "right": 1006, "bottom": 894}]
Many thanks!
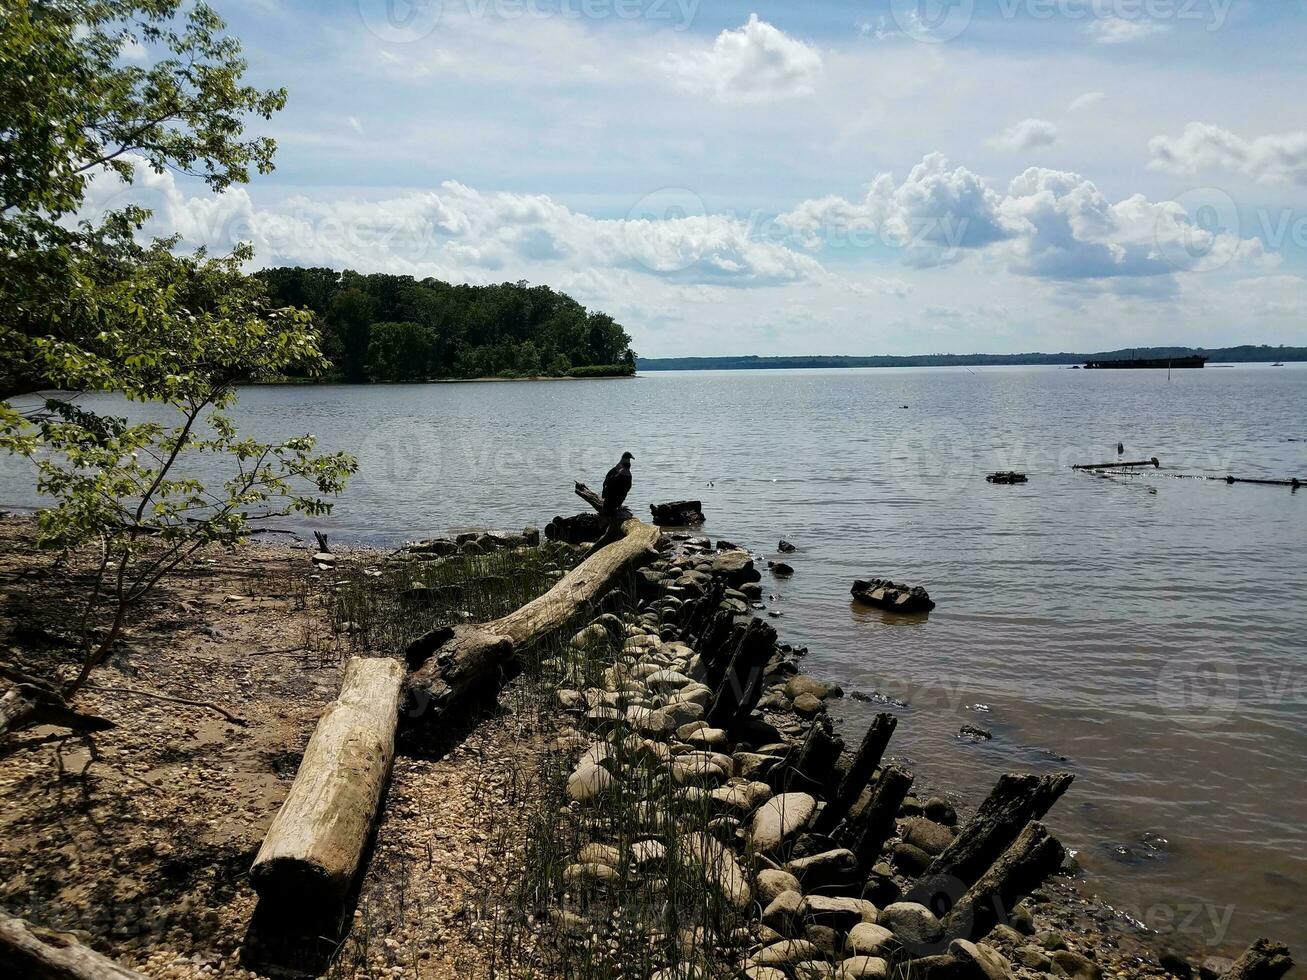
[{"left": 3, "top": 363, "right": 1304, "bottom": 961}]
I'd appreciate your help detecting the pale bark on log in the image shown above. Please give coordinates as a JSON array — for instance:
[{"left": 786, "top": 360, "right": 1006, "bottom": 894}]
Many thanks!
[
  {"left": 250, "top": 657, "right": 405, "bottom": 905},
  {"left": 1225, "top": 939, "right": 1293, "bottom": 980},
  {"left": 0, "top": 911, "right": 146, "bottom": 980},
  {"left": 814, "top": 712, "right": 897, "bottom": 835},
  {"left": 404, "top": 485, "right": 661, "bottom": 720},
  {"left": 923, "top": 771, "right": 1072, "bottom": 889},
  {"left": 942, "top": 820, "right": 1065, "bottom": 940}
]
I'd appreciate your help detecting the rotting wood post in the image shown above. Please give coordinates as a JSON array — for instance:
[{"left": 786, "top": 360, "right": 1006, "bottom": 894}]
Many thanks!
[
  {"left": 941, "top": 820, "right": 1066, "bottom": 941},
  {"left": 923, "top": 771, "right": 1073, "bottom": 889},
  {"left": 847, "top": 763, "right": 914, "bottom": 872},
  {"left": 706, "top": 617, "right": 776, "bottom": 729},
  {"left": 813, "top": 712, "right": 897, "bottom": 835}
]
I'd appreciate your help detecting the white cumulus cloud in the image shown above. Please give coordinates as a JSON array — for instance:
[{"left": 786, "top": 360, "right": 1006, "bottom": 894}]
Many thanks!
[
  {"left": 991, "top": 119, "right": 1059, "bottom": 151},
  {"left": 777, "top": 154, "right": 1268, "bottom": 284},
  {"left": 1148, "top": 123, "right": 1307, "bottom": 186},
  {"left": 664, "top": 15, "right": 823, "bottom": 104},
  {"left": 79, "top": 156, "right": 821, "bottom": 289},
  {"left": 779, "top": 153, "right": 1013, "bottom": 267}
]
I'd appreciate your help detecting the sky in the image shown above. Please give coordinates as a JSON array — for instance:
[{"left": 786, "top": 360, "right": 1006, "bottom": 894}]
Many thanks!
[{"left": 92, "top": 0, "right": 1307, "bottom": 356}]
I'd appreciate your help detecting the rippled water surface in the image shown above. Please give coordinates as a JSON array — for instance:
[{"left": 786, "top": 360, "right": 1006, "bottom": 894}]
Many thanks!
[{"left": 3, "top": 365, "right": 1305, "bottom": 958}]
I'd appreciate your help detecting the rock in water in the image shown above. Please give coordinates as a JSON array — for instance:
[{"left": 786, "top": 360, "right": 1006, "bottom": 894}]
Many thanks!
[
  {"left": 650, "top": 500, "right": 706, "bottom": 526},
  {"left": 710, "top": 549, "right": 761, "bottom": 585}
]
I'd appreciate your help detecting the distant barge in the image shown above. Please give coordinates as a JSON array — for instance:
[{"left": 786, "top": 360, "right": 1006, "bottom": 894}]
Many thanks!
[{"left": 1084, "top": 355, "right": 1207, "bottom": 369}]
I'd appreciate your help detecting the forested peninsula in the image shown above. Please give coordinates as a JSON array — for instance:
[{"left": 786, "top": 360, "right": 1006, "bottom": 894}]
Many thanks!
[{"left": 256, "top": 268, "right": 637, "bottom": 382}]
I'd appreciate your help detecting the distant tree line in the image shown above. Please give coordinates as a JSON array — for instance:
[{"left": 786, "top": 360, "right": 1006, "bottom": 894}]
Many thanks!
[
  {"left": 256, "top": 268, "right": 637, "bottom": 382},
  {"left": 638, "top": 345, "right": 1307, "bottom": 371}
]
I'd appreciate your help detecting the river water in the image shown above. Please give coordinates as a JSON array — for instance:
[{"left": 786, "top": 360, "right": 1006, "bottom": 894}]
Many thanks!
[{"left": 3, "top": 364, "right": 1305, "bottom": 960}]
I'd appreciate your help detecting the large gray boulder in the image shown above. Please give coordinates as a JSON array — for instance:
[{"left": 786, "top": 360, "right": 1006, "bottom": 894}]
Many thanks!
[{"left": 750, "top": 792, "right": 817, "bottom": 852}]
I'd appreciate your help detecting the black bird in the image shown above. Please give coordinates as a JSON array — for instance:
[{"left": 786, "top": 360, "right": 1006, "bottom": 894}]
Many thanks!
[
  {"left": 1117, "top": 442, "right": 1125, "bottom": 455},
  {"left": 602, "top": 452, "right": 634, "bottom": 515}
]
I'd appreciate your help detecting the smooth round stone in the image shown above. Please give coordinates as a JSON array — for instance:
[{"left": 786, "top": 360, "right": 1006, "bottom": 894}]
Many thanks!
[
  {"left": 567, "top": 764, "right": 614, "bottom": 802},
  {"left": 880, "top": 902, "right": 944, "bottom": 945},
  {"left": 563, "top": 861, "right": 619, "bottom": 885},
  {"left": 750, "top": 792, "right": 817, "bottom": 852},
  {"left": 577, "top": 842, "right": 620, "bottom": 867},
  {"left": 756, "top": 868, "right": 802, "bottom": 904},
  {"left": 837, "top": 957, "right": 889, "bottom": 980},
  {"left": 846, "top": 922, "right": 895, "bottom": 956},
  {"left": 749, "top": 940, "right": 823, "bottom": 968}
]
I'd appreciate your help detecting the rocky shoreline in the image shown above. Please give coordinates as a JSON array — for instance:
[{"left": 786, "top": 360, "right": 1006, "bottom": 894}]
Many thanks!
[
  {"left": 512, "top": 529, "right": 1289, "bottom": 980},
  {"left": 0, "top": 512, "right": 1292, "bottom": 980}
]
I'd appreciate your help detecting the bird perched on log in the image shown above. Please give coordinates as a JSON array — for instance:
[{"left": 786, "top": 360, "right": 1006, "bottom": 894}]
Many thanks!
[{"left": 602, "top": 452, "right": 634, "bottom": 516}]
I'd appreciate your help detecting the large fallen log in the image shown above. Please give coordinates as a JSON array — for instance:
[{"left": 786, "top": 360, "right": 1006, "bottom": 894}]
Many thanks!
[
  {"left": 250, "top": 657, "right": 405, "bottom": 907},
  {"left": 404, "top": 484, "right": 661, "bottom": 721},
  {"left": 923, "top": 771, "right": 1072, "bottom": 889},
  {"left": 0, "top": 911, "right": 146, "bottom": 980},
  {"left": 942, "top": 820, "right": 1065, "bottom": 940},
  {"left": 1225, "top": 939, "right": 1293, "bottom": 980}
]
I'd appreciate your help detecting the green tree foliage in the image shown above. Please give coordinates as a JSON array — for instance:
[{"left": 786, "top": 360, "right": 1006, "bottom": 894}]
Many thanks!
[
  {"left": 1, "top": 0, "right": 287, "bottom": 401},
  {"left": 258, "top": 268, "right": 638, "bottom": 382},
  {"left": 0, "top": 1, "right": 356, "bottom": 715}
]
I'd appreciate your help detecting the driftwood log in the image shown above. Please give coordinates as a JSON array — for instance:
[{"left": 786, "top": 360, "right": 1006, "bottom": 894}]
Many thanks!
[
  {"left": 923, "top": 771, "right": 1072, "bottom": 889},
  {"left": 1072, "top": 457, "right": 1160, "bottom": 470},
  {"left": 1225, "top": 939, "right": 1293, "bottom": 980},
  {"left": 250, "top": 657, "right": 405, "bottom": 906},
  {"left": 404, "top": 483, "right": 661, "bottom": 721},
  {"left": 0, "top": 664, "right": 114, "bottom": 739},
  {"left": 0, "top": 911, "right": 146, "bottom": 980},
  {"left": 942, "top": 820, "right": 1066, "bottom": 940}
]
